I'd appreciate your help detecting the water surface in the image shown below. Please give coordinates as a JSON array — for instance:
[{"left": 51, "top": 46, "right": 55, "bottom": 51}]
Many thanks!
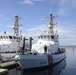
[{"left": 7, "top": 47, "right": 76, "bottom": 75}]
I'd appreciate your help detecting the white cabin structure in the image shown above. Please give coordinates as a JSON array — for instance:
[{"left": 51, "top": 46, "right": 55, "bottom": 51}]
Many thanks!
[
  {"left": 32, "top": 34, "right": 59, "bottom": 54},
  {"left": 0, "top": 33, "right": 23, "bottom": 53},
  {"left": 31, "top": 13, "right": 59, "bottom": 54}
]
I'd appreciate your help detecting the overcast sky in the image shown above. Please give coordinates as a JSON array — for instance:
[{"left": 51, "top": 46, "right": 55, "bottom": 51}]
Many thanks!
[{"left": 0, "top": 0, "right": 76, "bottom": 46}]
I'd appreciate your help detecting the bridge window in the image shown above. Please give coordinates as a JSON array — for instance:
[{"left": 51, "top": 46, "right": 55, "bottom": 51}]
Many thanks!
[
  {"left": 1, "top": 36, "right": 2, "bottom": 39},
  {"left": 51, "top": 36, "right": 54, "bottom": 39},
  {"left": 9, "top": 36, "right": 12, "bottom": 39},
  {"left": 41, "top": 35, "right": 43, "bottom": 39},
  {"left": 15, "top": 37, "right": 17, "bottom": 39},
  {"left": 44, "top": 35, "right": 46, "bottom": 38},
  {"left": 13, "top": 36, "right": 16, "bottom": 39}
]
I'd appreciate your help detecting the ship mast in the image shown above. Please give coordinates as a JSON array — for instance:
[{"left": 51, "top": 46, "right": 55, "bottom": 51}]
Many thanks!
[
  {"left": 13, "top": 15, "right": 20, "bottom": 36},
  {"left": 48, "top": 13, "right": 55, "bottom": 35}
]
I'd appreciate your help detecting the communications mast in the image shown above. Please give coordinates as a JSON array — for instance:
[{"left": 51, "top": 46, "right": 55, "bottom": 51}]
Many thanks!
[
  {"left": 48, "top": 13, "right": 55, "bottom": 35},
  {"left": 13, "top": 15, "right": 21, "bottom": 36}
]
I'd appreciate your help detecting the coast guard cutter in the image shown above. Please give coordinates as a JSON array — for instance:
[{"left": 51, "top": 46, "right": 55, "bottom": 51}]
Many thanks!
[{"left": 15, "top": 13, "right": 66, "bottom": 70}]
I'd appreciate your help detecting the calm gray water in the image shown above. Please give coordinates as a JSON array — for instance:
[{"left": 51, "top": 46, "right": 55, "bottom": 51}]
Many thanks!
[{"left": 7, "top": 47, "right": 76, "bottom": 75}]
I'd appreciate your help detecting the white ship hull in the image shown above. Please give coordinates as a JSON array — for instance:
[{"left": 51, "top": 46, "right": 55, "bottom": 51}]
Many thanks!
[
  {"left": 15, "top": 52, "right": 66, "bottom": 69},
  {"left": 52, "top": 52, "right": 66, "bottom": 64},
  {"left": 15, "top": 54, "right": 49, "bottom": 69},
  {"left": 22, "top": 58, "right": 66, "bottom": 75}
]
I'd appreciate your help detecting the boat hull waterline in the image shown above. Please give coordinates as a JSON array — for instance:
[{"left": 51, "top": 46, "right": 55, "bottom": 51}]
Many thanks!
[{"left": 15, "top": 52, "right": 66, "bottom": 69}]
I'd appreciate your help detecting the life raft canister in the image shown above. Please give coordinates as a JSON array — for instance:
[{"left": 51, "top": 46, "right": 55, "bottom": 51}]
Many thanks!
[{"left": 47, "top": 55, "right": 52, "bottom": 65}]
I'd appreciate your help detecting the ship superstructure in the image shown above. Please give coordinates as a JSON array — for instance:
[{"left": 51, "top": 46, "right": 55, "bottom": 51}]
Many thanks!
[
  {"left": 0, "top": 15, "right": 23, "bottom": 61},
  {"left": 31, "top": 13, "right": 59, "bottom": 54}
]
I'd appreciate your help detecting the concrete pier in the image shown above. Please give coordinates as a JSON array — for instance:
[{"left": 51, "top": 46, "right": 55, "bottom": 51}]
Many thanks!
[
  {"left": 0, "top": 69, "right": 8, "bottom": 75},
  {"left": 0, "top": 61, "right": 19, "bottom": 69},
  {"left": 0, "top": 61, "right": 19, "bottom": 74}
]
